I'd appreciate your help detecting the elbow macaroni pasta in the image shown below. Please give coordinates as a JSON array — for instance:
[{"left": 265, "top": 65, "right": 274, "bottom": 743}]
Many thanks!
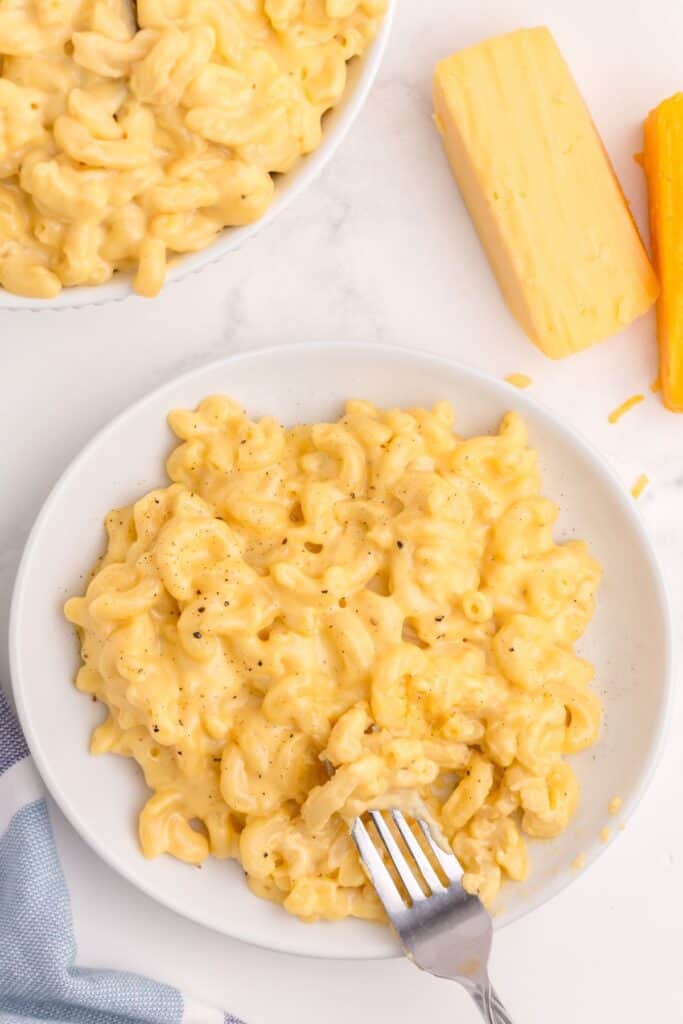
[
  {"left": 65, "top": 397, "right": 602, "bottom": 922},
  {"left": 0, "top": 0, "right": 386, "bottom": 299}
]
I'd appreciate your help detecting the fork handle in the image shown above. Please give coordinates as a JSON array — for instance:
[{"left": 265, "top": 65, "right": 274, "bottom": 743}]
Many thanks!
[{"left": 472, "top": 985, "right": 514, "bottom": 1023}]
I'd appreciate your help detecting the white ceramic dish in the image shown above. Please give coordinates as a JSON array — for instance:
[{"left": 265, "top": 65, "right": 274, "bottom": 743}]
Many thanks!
[
  {"left": 10, "top": 343, "right": 673, "bottom": 959},
  {"left": 0, "top": 9, "right": 393, "bottom": 313}
]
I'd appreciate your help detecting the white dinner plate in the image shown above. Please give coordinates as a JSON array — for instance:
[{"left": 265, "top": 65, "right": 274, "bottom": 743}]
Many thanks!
[
  {"left": 0, "top": 7, "right": 394, "bottom": 312},
  {"left": 10, "top": 343, "right": 673, "bottom": 959}
]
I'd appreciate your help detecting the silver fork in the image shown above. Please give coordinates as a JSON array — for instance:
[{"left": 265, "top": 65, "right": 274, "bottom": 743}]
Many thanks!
[{"left": 352, "top": 810, "right": 514, "bottom": 1023}]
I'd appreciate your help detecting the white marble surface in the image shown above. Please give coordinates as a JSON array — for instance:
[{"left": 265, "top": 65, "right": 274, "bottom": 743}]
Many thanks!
[{"left": 2, "top": 0, "right": 683, "bottom": 1020}]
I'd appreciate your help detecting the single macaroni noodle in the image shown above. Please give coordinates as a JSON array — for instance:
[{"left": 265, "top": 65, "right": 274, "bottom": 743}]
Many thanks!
[
  {"left": 65, "top": 397, "right": 603, "bottom": 922},
  {"left": 0, "top": 0, "right": 386, "bottom": 299}
]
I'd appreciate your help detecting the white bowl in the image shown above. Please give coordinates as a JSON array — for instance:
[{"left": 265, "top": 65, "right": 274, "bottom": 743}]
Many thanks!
[
  {"left": 0, "top": 10, "right": 394, "bottom": 313},
  {"left": 10, "top": 343, "right": 673, "bottom": 959}
]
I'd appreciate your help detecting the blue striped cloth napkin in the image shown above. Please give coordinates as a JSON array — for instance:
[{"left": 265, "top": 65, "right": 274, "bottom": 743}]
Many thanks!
[{"left": 0, "top": 691, "right": 244, "bottom": 1024}]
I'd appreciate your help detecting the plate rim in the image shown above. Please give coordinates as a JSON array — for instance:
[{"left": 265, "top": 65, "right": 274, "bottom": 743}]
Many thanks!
[{"left": 9, "top": 341, "right": 675, "bottom": 958}]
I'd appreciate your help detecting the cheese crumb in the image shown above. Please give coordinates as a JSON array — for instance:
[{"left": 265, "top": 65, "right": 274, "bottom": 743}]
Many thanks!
[
  {"left": 608, "top": 394, "right": 645, "bottom": 424},
  {"left": 631, "top": 475, "right": 649, "bottom": 499},
  {"left": 600, "top": 826, "right": 611, "bottom": 843},
  {"left": 505, "top": 373, "right": 532, "bottom": 389},
  {"left": 651, "top": 377, "right": 661, "bottom": 393},
  {"left": 571, "top": 852, "right": 586, "bottom": 871},
  {"left": 609, "top": 796, "right": 623, "bottom": 816}
]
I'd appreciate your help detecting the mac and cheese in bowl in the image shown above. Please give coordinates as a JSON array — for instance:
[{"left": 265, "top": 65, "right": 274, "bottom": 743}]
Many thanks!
[
  {"left": 65, "top": 397, "right": 602, "bottom": 923},
  {"left": 0, "top": 0, "right": 386, "bottom": 301}
]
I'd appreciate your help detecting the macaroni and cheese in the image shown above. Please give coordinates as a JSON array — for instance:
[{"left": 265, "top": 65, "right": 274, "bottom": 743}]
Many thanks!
[
  {"left": 0, "top": 0, "right": 386, "bottom": 300},
  {"left": 65, "top": 397, "right": 602, "bottom": 922}
]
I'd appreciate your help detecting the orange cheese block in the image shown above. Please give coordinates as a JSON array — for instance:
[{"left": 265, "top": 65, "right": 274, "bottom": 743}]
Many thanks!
[
  {"left": 644, "top": 93, "right": 683, "bottom": 412},
  {"left": 434, "top": 28, "right": 659, "bottom": 358}
]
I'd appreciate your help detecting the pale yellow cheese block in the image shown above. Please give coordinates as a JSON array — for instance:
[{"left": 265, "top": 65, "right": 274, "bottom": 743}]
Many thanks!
[{"left": 433, "top": 27, "right": 659, "bottom": 358}]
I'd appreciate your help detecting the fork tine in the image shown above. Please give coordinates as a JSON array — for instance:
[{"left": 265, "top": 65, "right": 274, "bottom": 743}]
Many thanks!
[
  {"left": 390, "top": 811, "right": 445, "bottom": 894},
  {"left": 369, "top": 811, "right": 425, "bottom": 903},
  {"left": 417, "top": 819, "right": 463, "bottom": 883},
  {"left": 351, "top": 818, "right": 405, "bottom": 915}
]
